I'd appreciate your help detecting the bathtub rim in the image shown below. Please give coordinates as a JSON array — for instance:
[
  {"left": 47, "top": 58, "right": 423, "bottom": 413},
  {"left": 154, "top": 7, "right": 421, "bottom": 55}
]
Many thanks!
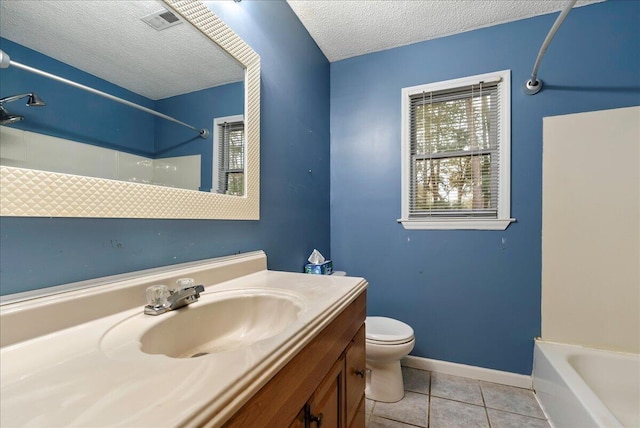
[{"left": 533, "top": 339, "right": 633, "bottom": 428}]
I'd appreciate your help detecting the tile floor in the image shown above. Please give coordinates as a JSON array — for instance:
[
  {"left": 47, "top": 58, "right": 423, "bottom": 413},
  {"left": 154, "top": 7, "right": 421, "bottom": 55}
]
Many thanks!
[{"left": 365, "top": 368, "right": 550, "bottom": 428}]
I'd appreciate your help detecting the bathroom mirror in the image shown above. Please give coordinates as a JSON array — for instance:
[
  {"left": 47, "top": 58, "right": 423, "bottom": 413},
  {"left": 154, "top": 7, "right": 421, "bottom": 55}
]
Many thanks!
[{"left": 0, "top": 0, "right": 260, "bottom": 219}]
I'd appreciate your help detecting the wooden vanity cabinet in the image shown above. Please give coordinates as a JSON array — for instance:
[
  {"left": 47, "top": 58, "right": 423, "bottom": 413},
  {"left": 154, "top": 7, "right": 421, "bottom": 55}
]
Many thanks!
[
  {"left": 345, "top": 325, "right": 366, "bottom": 427},
  {"left": 223, "top": 291, "right": 366, "bottom": 428},
  {"left": 304, "top": 356, "right": 345, "bottom": 428},
  {"left": 301, "top": 325, "right": 365, "bottom": 428}
]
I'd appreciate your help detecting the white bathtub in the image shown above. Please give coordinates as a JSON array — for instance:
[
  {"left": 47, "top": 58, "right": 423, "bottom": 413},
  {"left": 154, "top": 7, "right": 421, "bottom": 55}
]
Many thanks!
[{"left": 533, "top": 340, "right": 640, "bottom": 428}]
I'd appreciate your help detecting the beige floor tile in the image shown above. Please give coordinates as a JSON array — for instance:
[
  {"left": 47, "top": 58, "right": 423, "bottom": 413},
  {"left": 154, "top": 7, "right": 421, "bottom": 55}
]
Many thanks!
[
  {"left": 429, "top": 397, "right": 489, "bottom": 428},
  {"left": 430, "top": 372, "right": 483, "bottom": 406},
  {"left": 372, "top": 391, "right": 428, "bottom": 427},
  {"left": 368, "top": 415, "right": 421, "bottom": 428},
  {"left": 487, "top": 408, "right": 551, "bottom": 428},
  {"left": 402, "top": 367, "right": 430, "bottom": 394},
  {"left": 366, "top": 368, "right": 549, "bottom": 428},
  {"left": 366, "top": 398, "right": 375, "bottom": 415},
  {"left": 480, "top": 382, "right": 546, "bottom": 419}
]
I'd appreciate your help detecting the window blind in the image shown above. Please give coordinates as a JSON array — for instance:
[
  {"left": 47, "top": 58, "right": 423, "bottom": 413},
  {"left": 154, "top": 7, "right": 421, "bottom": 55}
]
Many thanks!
[
  {"left": 408, "top": 80, "right": 501, "bottom": 218},
  {"left": 217, "top": 121, "right": 244, "bottom": 195}
]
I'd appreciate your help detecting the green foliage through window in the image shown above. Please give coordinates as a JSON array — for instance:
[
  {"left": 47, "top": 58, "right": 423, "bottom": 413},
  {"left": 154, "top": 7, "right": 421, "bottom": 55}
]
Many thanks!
[
  {"left": 409, "top": 82, "right": 500, "bottom": 217},
  {"left": 217, "top": 121, "right": 244, "bottom": 196}
]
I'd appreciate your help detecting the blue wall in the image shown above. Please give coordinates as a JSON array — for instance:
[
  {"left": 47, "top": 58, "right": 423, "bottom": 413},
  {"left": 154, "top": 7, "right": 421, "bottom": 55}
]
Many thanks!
[
  {"left": 0, "top": 37, "right": 156, "bottom": 156},
  {"left": 330, "top": 0, "right": 639, "bottom": 374},
  {"left": 0, "top": 0, "right": 330, "bottom": 295},
  {"left": 1, "top": 36, "right": 244, "bottom": 188},
  {"left": 155, "top": 81, "right": 244, "bottom": 191}
]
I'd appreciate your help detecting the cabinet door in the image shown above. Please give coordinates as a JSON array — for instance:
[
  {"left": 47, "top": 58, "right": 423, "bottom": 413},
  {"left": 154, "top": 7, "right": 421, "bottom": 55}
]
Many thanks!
[
  {"left": 349, "top": 397, "right": 366, "bottom": 428},
  {"left": 345, "top": 325, "right": 366, "bottom": 427},
  {"left": 288, "top": 407, "right": 306, "bottom": 428},
  {"left": 307, "top": 357, "right": 344, "bottom": 428}
]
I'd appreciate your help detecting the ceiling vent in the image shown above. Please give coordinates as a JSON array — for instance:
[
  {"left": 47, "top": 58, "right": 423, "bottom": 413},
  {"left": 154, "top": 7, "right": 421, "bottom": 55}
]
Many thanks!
[{"left": 141, "top": 9, "right": 182, "bottom": 31}]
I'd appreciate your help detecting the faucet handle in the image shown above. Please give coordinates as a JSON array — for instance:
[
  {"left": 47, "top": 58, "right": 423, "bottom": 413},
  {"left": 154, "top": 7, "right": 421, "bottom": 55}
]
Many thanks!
[
  {"left": 146, "top": 284, "right": 170, "bottom": 308},
  {"left": 192, "top": 285, "right": 205, "bottom": 298},
  {"left": 174, "top": 278, "right": 204, "bottom": 297},
  {"left": 175, "top": 278, "right": 195, "bottom": 292}
]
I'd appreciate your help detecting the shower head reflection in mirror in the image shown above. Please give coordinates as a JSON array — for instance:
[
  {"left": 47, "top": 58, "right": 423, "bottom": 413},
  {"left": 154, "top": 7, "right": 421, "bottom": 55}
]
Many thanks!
[
  {"left": 0, "top": 92, "right": 45, "bottom": 124},
  {"left": 0, "top": 49, "right": 209, "bottom": 139},
  {"left": 0, "top": 0, "right": 260, "bottom": 219}
]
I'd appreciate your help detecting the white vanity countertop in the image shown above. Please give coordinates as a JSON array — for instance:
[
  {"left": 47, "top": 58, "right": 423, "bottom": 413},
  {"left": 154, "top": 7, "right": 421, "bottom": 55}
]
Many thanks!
[{"left": 0, "top": 266, "right": 367, "bottom": 427}]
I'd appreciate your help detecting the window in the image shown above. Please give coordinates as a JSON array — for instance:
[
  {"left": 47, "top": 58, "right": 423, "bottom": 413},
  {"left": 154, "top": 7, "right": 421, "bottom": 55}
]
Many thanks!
[
  {"left": 399, "top": 70, "right": 514, "bottom": 230},
  {"left": 213, "top": 115, "right": 244, "bottom": 196}
]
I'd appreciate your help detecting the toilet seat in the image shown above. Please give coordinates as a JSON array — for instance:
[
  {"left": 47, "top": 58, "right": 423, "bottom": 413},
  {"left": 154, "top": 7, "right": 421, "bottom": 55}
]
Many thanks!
[{"left": 366, "top": 316, "right": 414, "bottom": 345}]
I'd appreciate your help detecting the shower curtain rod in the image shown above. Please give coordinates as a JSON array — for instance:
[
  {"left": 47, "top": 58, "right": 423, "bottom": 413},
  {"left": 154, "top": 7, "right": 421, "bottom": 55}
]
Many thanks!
[
  {"left": 522, "top": 0, "right": 577, "bottom": 95},
  {"left": 0, "top": 49, "right": 209, "bottom": 138}
]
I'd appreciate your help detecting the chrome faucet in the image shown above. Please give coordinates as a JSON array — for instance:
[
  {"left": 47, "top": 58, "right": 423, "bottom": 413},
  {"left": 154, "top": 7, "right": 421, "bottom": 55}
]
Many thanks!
[{"left": 144, "top": 281, "right": 205, "bottom": 316}]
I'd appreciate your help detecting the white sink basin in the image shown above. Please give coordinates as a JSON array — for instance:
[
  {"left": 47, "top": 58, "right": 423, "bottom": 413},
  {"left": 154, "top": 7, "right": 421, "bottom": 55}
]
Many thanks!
[{"left": 101, "top": 288, "right": 306, "bottom": 359}]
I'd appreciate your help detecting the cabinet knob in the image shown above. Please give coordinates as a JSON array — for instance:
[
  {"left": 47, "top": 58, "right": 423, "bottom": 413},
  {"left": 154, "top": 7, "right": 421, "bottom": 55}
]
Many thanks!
[
  {"left": 309, "top": 412, "right": 323, "bottom": 427},
  {"left": 354, "top": 368, "right": 370, "bottom": 378}
]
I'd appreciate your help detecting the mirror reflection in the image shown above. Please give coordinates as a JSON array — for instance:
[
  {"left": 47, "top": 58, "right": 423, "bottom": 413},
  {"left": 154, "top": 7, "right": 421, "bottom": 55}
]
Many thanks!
[{"left": 0, "top": 0, "right": 246, "bottom": 195}]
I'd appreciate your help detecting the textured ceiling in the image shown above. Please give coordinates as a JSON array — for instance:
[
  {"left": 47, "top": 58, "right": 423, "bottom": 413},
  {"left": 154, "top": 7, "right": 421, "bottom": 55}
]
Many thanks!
[
  {"left": 287, "top": 0, "right": 605, "bottom": 62},
  {"left": 0, "top": 1, "right": 244, "bottom": 100}
]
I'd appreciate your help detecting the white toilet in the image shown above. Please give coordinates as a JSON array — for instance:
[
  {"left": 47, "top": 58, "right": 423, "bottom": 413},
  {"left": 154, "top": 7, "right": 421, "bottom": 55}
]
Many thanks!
[{"left": 365, "top": 316, "right": 415, "bottom": 402}]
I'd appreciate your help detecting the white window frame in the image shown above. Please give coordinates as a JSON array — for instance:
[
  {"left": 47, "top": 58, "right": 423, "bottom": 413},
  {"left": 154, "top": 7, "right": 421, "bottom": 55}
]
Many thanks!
[
  {"left": 212, "top": 114, "right": 244, "bottom": 195},
  {"left": 399, "top": 70, "right": 514, "bottom": 230}
]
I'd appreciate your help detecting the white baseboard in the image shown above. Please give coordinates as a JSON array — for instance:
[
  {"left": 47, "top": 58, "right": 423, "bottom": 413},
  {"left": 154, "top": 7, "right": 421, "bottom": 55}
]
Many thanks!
[{"left": 401, "top": 355, "right": 532, "bottom": 389}]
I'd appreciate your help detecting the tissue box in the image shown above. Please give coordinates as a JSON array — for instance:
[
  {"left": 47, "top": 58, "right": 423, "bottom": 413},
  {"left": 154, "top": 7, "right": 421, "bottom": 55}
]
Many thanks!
[{"left": 305, "top": 260, "right": 333, "bottom": 275}]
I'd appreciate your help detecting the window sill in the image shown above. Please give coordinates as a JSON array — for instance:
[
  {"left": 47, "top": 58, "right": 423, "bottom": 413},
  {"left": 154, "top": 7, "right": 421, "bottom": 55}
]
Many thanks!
[{"left": 398, "top": 218, "right": 515, "bottom": 230}]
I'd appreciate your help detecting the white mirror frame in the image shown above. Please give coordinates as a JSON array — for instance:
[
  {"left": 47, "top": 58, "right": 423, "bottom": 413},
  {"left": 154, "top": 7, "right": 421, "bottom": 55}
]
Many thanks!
[{"left": 0, "top": 0, "right": 260, "bottom": 220}]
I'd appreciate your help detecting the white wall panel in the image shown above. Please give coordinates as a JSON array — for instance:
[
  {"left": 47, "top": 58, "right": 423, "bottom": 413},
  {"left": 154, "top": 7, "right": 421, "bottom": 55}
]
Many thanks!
[{"left": 542, "top": 106, "right": 640, "bottom": 353}]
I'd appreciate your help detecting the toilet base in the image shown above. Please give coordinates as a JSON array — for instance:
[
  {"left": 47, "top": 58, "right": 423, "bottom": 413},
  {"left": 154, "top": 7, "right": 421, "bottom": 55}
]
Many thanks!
[{"left": 365, "top": 359, "right": 404, "bottom": 403}]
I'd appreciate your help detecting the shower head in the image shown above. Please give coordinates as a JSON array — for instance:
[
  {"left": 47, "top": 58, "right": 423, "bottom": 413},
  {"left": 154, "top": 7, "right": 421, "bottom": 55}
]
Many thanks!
[
  {"left": 0, "top": 92, "right": 45, "bottom": 124},
  {"left": 26, "top": 92, "right": 45, "bottom": 106},
  {"left": 0, "top": 105, "right": 24, "bottom": 125},
  {"left": 0, "top": 92, "right": 46, "bottom": 106}
]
